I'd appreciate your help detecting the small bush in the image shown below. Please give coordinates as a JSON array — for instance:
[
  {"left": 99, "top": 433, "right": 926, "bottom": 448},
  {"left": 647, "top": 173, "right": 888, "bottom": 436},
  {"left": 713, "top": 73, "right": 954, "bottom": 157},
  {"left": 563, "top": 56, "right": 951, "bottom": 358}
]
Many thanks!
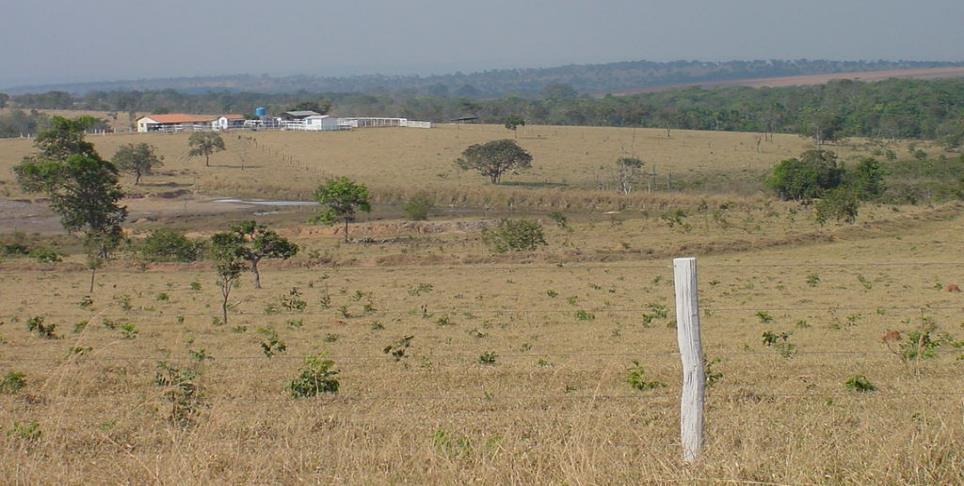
[
  {"left": 626, "top": 361, "right": 665, "bottom": 391},
  {"left": 26, "top": 316, "right": 56, "bottom": 338},
  {"left": 288, "top": 353, "right": 340, "bottom": 397},
  {"left": 815, "top": 187, "right": 859, "bottom": 225},
  {"left": 766, "top": 149, "right": 845, "bottom": 200},
  {"left": 762, "top": 330, "right": 796, "bottom": 358},
  {"left": 258, "top": 328, "right": 287, "bottom": 358},
  {"left": 478, "top": 351, "right": 497, "bottom": 365},
  {"left": 140, "top": 229, "right": 204, "bottom": 262},
  {"left": 482, "top": 219, "right": 547, "bottom": 252},
  {"left": 29, "top": 247, "right": 62, "bottom": 263},
  {"left": 280, "top": 287, "right": 307, "bottom": 312},
  {"left": 1, "top": 371, "right": 26, "bottom": 394},
  {"left": 403, "top": 192, "right": 434, "bottom": 221},
  {"left": 8, "top": 421, "right": 41, "bottom": 441},
  {"left": 383, "top": 335, "right": 414, "bottom": 361},
  {"left": 154, "top": 361, "right": 203, "bottom": 426},
  {"left": 845, "top": 375, "right": 876, "bottom": 392}
]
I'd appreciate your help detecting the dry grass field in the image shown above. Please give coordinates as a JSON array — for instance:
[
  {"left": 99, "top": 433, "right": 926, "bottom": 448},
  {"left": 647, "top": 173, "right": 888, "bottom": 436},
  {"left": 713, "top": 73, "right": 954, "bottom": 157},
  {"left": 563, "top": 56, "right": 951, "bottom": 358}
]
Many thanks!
[
  {"left": 0, "top": 122, "right": 961, "bottom": 484},
  {"left": 0, "top": 122, "right": 931, "bottom": 205}
]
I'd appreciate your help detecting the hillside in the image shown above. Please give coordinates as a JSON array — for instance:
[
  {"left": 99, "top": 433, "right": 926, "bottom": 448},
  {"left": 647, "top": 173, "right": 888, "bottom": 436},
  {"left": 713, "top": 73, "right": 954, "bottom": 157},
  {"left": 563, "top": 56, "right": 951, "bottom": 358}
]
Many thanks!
[{"left": 5, "top": 59, "right": 963, "bottom": 97}]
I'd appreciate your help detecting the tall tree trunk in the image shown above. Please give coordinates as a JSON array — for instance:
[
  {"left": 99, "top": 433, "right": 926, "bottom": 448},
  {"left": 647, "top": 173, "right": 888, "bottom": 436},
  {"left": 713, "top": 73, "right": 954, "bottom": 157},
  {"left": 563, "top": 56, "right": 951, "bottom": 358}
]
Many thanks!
[
  {"left": 89, "top": 266, "right": 96, "bottom": 293},
  {"left": 221, "top": 284, "right": 230, "bottom": 326},
  {"left": 205, "top": 153, "right": 210, "bottom": 167},
  {"left": 344, "top": 218, "right": 350, "bottom": 242},
  {"left": 252, "top": 260, "right": 262, "bottom": 289}
]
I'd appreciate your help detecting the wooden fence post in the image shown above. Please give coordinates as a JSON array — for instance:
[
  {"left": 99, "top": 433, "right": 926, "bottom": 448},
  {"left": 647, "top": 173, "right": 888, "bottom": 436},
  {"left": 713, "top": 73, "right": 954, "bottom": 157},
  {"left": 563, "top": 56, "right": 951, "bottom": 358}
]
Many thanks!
[{"left": 674, "top": 257, "right": 705, "bottom": 462}]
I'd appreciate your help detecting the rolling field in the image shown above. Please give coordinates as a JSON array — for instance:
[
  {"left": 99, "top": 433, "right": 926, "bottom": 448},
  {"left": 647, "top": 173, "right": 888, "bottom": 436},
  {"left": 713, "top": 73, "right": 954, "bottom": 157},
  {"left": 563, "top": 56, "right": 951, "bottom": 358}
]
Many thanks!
[
  {"left": 0, "top": 123, "right": 924, "bottom": 204},
  {"left": 0, "top": 123, "right": 961, "bottom": 483}
]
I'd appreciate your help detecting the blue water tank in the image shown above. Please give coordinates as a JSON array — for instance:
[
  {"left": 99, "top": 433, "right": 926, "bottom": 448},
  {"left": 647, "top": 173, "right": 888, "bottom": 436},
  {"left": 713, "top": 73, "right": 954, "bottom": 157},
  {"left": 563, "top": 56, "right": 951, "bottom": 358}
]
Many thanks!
[{"left": 255, "top": 107, "right": 267, "bottom": 118}]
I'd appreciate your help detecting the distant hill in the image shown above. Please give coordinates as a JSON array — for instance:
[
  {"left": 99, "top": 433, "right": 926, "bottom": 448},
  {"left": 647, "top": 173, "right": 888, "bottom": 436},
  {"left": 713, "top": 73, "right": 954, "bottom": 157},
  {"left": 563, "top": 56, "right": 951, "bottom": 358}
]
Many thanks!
[{"left": 5, "top": 59, "right": 963, "bottom": 97}]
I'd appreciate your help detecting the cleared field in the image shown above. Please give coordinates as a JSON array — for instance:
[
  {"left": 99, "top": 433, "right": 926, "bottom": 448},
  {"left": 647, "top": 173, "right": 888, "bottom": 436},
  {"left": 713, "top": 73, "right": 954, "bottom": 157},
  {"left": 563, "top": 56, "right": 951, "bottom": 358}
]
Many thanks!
[
  {"left": 611, "top": 66, "right": 964, "bottom": 95},
  {"left": 0, "top": 123, "right": 960, "bottom": 483},
  {"left": 0, "top": 123, "right": 930, "bottom": 206}
]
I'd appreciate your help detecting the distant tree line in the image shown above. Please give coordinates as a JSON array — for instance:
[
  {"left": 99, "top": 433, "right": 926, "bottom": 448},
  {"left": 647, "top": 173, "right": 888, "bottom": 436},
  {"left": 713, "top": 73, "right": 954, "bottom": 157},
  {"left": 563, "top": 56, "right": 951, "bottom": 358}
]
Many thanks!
[
  {"left": 6, "top": 59, "right": 959, "bottom": 98},
  {"left": 3, "top": 77, "right": 962, "bottom": 143}
]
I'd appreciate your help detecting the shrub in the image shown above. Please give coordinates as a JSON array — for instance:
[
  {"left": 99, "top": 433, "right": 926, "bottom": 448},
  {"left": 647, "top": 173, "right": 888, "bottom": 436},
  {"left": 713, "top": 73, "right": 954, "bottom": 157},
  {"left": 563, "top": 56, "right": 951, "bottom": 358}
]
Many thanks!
[
  {"left": 280, "top": 287, "right": 307, "bottom": 312},
  {"left": 258, "top": 328, "right": 287, "bottom": 358},
  {"left": 141, "top": 229, "right": 203, "bottom": 262},
  {"left": 626, "top": 361, "right": 665, "bottom": 391},
  {"left": 478, "top": 351, "right": 498, "bottom": 365},
  {"left": 154, "top": 361, "right": 203, "bottom": 426},
  {"left": 547, "top": 211, "right": 569, "bottom": 229},
  {"left": 403, "top": 192, "right": 434, "bottom": 221},
  {"left": 815, "top": 187, "right": 859, "bottom": 225},
  {"left": 8, "top": 421, "right": 41, "bottom": 441},
  {"left": 762, "top": 330, "right": 796, "bottom": 358},
  {"left": 482, "top": 219, "right": 547, "bottom": 252},
  {"left": 766, "top": 149, "right": 845, "bottom": 200},
  {"left": 849, "top": 157, "right": 886, "bottom": 200},
  {"left": 26, "top": 316, "right": 56, "bottom": 338},
  {"left": 29, "top": 247, "right": 62, "bottom": 263},
  {"left": 0, "top": 371, "right": 26, "bottom": 394},
  {"left": 383, "top": 335, "right": 414, "bottom": 361},
  {"left": 845, "top": 375, "right": 876, "bottom": 392},
  {"left": 288, "top": 353, "right": 340, "bottom": 397}
]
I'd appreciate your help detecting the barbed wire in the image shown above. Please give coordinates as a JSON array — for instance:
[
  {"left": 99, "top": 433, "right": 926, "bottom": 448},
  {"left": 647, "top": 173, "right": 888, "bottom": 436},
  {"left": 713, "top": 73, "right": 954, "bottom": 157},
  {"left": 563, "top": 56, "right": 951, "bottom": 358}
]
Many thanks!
[
  {"left": 5, "top": 390, "right": 955, "bottom": 404},
  {"left": 2, "top": 349, "right": 958, "bottom": 364},
  {"left": 3, "top": 304, "right": 960, "bottom": 319}
]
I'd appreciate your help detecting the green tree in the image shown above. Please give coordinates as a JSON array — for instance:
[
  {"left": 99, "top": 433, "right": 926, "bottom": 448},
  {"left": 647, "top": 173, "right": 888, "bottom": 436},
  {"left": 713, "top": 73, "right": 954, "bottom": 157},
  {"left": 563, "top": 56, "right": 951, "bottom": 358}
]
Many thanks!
[
  {"left": 456, "top": 139, "right": 533, "bottom": 184},
  {"left": 0, "top": 93, "right": 9, "bottom": 109},
  {"left": 766, "top": 149, "right": 845, "bottom": 200},
  {"left": 615, "top": 157, "right": 644, "bottom": 194},
  {"left": 13, "top": 117, "right": 127, "bottom": 292},
  {"left": 140, "top": 229, "right": 203, "bottom": 262},
  {"left": 227, "top": 221, "right": 299, "bottom": 289},
  {"left": 187, "top": 132, "right": 225, "bottom": 167},
  {"left": 815, "top": 187, "right": 859, "bottom": 225},
  {"left": 209, "top": 231, "right": 246, "bottom": 325},
  {"left": 313, "top": 177, "right": 371, "bottom": 242},
  {"left": 112, "top": 143, "right": 163, "bottom": 184},
  {"left": 800, "top": 107, "right": 844, "bottom": 145},
  {"left": 849, "top": 157, "right": 885, "bottom": 200},
  {"left": 504, "top": 115, "right": 526, "bottom": 138},
  {"left": 403, "top": 192, "right": 434, "bottom": 221},
  {"left": 32, "top": 116, "right": 100, "bottom": 160},
  {"left": 289, "top": 99, "right": 332, "bottom": 115},
  {"left": 482, "top": 219, "right": 547, "bottom": 252}
]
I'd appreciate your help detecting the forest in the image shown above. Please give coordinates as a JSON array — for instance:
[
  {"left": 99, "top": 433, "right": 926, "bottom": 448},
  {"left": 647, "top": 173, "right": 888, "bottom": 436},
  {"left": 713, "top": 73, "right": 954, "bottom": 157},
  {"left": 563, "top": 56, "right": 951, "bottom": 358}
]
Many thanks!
[{"left": 2, "top": 77, "right": 962, "bottom": 146}]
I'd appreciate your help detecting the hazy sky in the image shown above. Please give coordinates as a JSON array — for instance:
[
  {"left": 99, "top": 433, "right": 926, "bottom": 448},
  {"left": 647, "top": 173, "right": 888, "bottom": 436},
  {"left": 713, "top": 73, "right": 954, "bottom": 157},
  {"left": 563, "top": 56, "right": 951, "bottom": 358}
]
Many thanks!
[{"left": 2, "top": 0, "right": 962, "bottom": 87}]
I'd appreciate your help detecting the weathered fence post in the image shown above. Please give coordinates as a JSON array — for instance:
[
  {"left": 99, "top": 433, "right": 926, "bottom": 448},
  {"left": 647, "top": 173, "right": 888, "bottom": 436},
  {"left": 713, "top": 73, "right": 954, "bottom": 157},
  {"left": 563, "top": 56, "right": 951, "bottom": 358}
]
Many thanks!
[{"left": 674, "top": 257, "right": 705, "bottom": 462}]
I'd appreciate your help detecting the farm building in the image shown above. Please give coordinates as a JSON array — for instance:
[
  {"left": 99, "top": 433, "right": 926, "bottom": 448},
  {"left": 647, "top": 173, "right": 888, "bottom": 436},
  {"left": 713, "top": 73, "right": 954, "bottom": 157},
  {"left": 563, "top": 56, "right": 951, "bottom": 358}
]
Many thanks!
[
  {"left": 136, "top": 114, "right": 217, "bottom": 132},
  {"left": 304, "top": 115, "right": 351, "bottom": 131},
  {"left": 281, "top": 110, "right": 322, "bottom": 120},
  {"left": 212, "top": 114, "right": 246, "bottom": 130}
]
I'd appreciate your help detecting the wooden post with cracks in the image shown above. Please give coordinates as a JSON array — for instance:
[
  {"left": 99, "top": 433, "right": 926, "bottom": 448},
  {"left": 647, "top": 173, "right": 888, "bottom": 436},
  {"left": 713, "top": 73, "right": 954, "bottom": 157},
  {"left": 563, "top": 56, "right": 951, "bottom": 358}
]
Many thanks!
[{"left": 674, "top": 257, "right": 705, "bottom": 462}]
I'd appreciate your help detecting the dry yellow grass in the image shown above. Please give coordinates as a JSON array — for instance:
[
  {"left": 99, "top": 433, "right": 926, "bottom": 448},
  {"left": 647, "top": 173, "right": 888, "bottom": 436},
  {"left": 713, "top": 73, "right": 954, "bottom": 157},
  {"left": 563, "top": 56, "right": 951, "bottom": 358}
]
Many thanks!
[
  {"left": 0, "top": 122, "right": 961, "bottom": 483},
  {"left": 0, "top": 123, "right": 933, "bottom": 205},
  {"left": 1, "top": 200, "right": 961, "bottom": 483}
]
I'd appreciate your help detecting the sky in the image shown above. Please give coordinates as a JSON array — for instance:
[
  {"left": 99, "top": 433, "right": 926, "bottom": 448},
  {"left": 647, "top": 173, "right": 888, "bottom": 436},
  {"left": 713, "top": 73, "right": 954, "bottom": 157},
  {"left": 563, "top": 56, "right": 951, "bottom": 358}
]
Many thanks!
[{"left": 1, "top": 0, "right": 962, "bottom": 88}]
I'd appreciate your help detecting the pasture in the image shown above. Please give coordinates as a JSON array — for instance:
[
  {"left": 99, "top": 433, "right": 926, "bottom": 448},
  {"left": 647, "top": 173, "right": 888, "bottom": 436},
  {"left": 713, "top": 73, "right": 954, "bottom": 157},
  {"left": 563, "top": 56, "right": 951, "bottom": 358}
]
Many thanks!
[{"left": 0, "top": 122, "right": 961, "bottom": 483}]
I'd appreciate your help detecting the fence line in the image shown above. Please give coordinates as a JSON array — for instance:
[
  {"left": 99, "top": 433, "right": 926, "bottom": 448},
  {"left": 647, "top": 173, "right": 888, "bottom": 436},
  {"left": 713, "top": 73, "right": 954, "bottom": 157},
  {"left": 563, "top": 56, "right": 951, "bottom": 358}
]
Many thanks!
[
  {"left": 2, "top": 349, "right": 957, "bottom": 363},
  {"left": 7, "top": 304, "right": 959, "bottom": 318},
  {"left": 3, "top": 391, "right": 953, "bottom": 404}
]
